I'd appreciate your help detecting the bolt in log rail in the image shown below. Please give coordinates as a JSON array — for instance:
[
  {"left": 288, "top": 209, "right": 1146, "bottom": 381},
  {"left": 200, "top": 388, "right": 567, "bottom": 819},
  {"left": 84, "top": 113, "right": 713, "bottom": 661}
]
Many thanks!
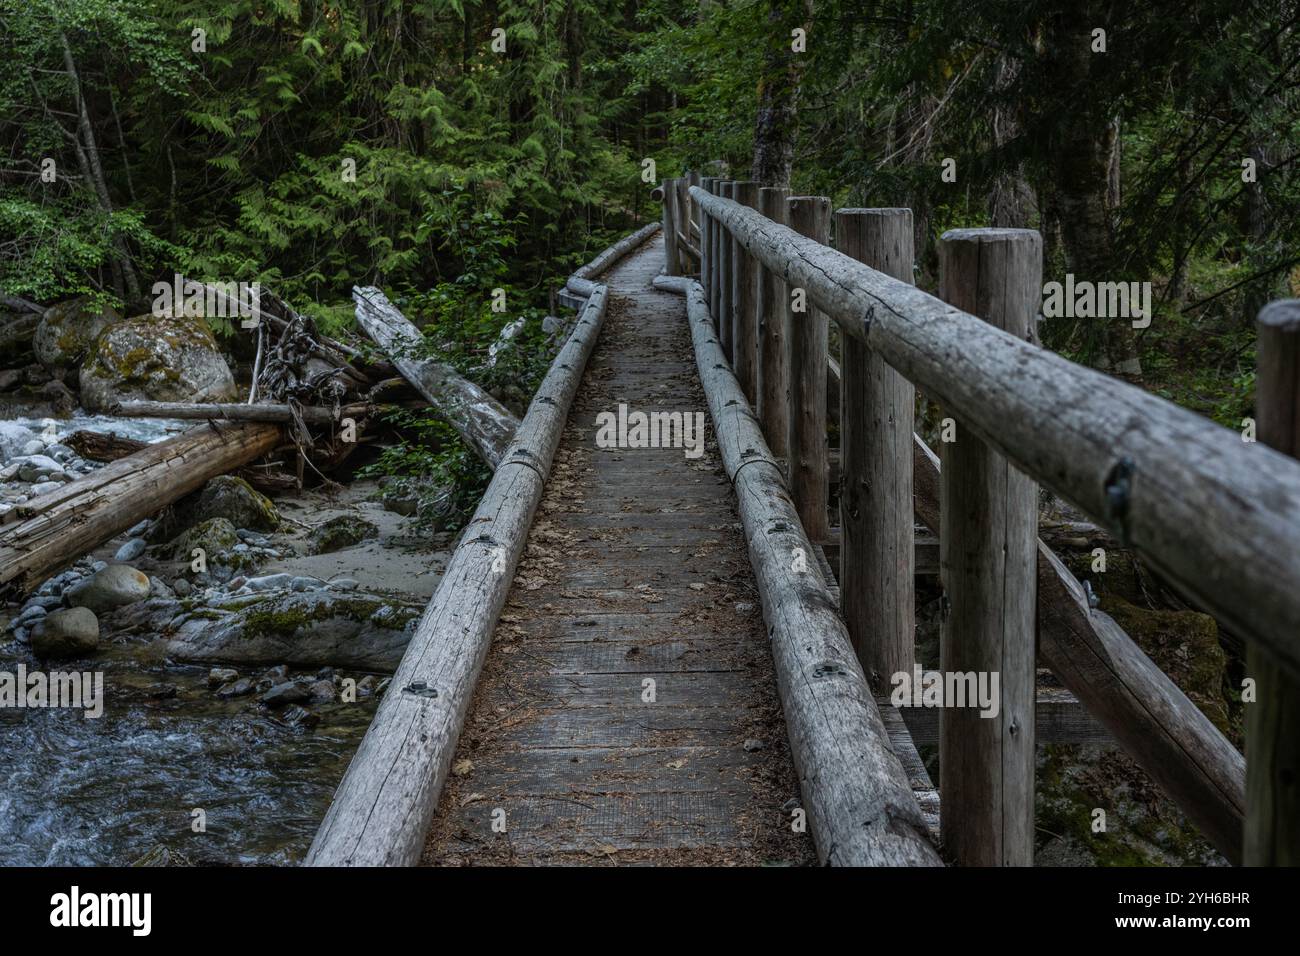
[{"left": 688, "top": 184, "right": 1300, "bottom": 864}]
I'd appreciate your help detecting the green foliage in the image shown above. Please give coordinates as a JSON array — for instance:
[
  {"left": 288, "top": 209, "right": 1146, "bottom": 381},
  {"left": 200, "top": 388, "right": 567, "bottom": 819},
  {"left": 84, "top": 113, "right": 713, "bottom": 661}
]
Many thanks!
[{"left": 360, "top": 410, "right": 490, "bottom": 532}]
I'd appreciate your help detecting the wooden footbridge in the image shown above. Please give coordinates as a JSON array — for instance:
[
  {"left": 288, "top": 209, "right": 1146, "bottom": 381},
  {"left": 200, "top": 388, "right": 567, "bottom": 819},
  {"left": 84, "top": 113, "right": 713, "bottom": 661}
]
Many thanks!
[{"left": 305, "top": 172, "right": 1300, "bottom": 867}]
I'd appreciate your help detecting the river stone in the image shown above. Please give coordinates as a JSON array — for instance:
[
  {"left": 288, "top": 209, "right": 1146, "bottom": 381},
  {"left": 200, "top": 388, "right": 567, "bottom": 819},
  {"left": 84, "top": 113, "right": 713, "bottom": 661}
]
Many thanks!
[
  {"left": 0, "top": 422, "right": 34, "bottom": 463},
  {"left": 308, "top": 514, "right": 379, "bottom": 555},
  {"left": 30, "top": 607, "right": 99, "bottom": 658},
  {"left": 79, "top": 312, "right": 236, "bottom": 412},
  {"left": 172, "top": 578, "right": 192, "bottom": 597},
  {"left": 307, "top": 679, "right": 337, "bottom": 702},
  {"left": 216, "top": 677, "right": 256, "bottom": 699},
  {"left": 177, "top": 517, "right": 239, "bottom": 558},
  {"left": 261, "top": 681, "right": 310, "bottom": 707},
  {"left": 246, "top": 572, "right": 294, "bottom": 592},
  {"left": 16, "top": 454, "right": 63, "bottom": 481},
  {"left": 29, "top": 480, "right": 62, "bottom": 498},
  {"left": 34, "top": 297, "right": 121, "bottom": 369},
  {"left": 208, "top": 667, "right": 239, "bottom": 687},
  {"left": 65, "top": 564, "right": 152, "bottom": 613},
  {"left": 21, "top": 439, "right": 44, "bottom": 456},
  {"left": 115, "top": 537, "right": 147, "bottom": 561},
  {"left": 279, "top": 704, "right": 320, "bottom": 729},
  {"left": 193, "top": 476, "right": 279, "bottom": 531},
  {"left": 161, "top": 590, "right": 422, "bottom": 671}
]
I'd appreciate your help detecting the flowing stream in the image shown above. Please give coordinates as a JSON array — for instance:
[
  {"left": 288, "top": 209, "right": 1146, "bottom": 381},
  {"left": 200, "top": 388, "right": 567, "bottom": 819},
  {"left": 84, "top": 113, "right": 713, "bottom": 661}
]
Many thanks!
[{"left": 0, "top": 411, "right": 377, "bottom": 866}]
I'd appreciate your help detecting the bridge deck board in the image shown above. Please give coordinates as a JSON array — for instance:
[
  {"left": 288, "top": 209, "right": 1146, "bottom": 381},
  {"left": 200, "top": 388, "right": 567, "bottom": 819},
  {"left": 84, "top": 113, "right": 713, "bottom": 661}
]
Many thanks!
[{"left": 421, "top": 238, "right": 816, "bottom": 865}]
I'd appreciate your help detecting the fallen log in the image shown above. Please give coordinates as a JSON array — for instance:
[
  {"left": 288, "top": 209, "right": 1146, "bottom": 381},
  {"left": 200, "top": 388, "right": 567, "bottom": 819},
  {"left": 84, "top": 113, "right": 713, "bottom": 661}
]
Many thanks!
[
  {"left": 65, "top": 429, "right": 148, "bottom": 462},
  {"left": 108, "top": 400, "right": 373, "bottom": 426},
  {"left": 0, "top": 422, "right": 281, "bottom": 595},
  {"left": 659, "top": 274, "right": 941, "bottom": 866},
  {"left": 910, "top": 433, "right": 1246, "bottom": 863},
  {"left": 307, "top": 284, "right": 612, "bottom": 867},
  {"left": 352, "top": 287, "right": 519, "bottom": 470},
  {"left": 1, "top": 293, "right": 42, "bottom": 313}
]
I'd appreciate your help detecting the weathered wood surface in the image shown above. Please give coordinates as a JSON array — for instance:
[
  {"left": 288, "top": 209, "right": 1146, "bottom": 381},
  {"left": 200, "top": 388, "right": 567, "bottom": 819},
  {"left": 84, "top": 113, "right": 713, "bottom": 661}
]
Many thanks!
[
  {"left": 911, "top": 433, "right": 1246, "bottom": 862},
  {"left": 937, "top": 228, "right": 1040, "bottom": 867},
  {"left": 702, "top": 176, "right": 719, "bottom": 323},
  {"left": 675, "top": 277, "right": 940, "bottom": 866},
  {"left": 757, "top": 186, "right": 791, "bottom": 459},
  {"left": 1246, "top": 299, "right": 1300, "bottom": 866},
  {"left": 64, "top": 429, "right": 148, "bottom": 462},
  {"left": 718, "top": 181, "right": 736, "bottom": 361},
  {"left": 662, "top": 178, "right": 681, "bottom": 276},
  {"left": 353, "top": 286, "right": 519, "bottom": 469},
  {"left": 835, "top": 208, "right": 916, "bottom": 690},
  {"left": 0, "top": 422, "right": 281, "bottom": 594},
  {"left": 689, "top": 185, "right": 1300, "bottom": 676},
  {"left": 421, "top": 241, "right": 814, "bottom": 866},
  {"left": 731, "top": 181, "right": 761, "bottom": 402},
  {"left": 307, "top": 282, "right": 612, "bottom": 867},
  {"left": 108, "top": 399, "right": 368, "bottom": 425},
  {"left": 786, "top": 196, "right": 831, "bottom": 542},
  {"left": 885, "top": 689, "right": 1110, "bottom": 746},
  {"left": 566, "top": 222, "right": 662, "bottom": 296}
]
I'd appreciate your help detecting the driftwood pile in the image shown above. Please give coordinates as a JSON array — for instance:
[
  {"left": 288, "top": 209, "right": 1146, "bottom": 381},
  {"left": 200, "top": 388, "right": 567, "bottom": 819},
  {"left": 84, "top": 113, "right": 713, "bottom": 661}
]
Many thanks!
[{"left": 1, "top": 279, "right": 523, "bottom": 597}]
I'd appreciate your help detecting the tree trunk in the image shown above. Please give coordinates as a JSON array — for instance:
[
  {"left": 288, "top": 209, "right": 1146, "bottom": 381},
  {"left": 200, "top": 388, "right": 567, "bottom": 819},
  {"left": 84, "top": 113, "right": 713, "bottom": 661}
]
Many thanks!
[
  {"left": 751, "top": 0, "right": 813, "bottom": 186},
  {"left": 352, "top": 286, "right": 519, "bottom": 469},
  {"left": 1043, "top": 11, "right": 1141, "bottom": 380}
]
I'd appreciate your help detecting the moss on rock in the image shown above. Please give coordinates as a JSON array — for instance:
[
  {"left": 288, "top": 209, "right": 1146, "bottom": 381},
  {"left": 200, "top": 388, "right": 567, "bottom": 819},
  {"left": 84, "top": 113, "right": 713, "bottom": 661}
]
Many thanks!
[{"left": 308, "top": 514, "right": 379, "bottom": 554}]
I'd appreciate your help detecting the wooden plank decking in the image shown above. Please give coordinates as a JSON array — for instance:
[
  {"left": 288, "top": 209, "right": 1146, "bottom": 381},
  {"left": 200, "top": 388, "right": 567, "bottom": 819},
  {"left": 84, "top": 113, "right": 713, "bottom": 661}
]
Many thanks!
[{"left": 421, "top": 238, "right": 816, "bottom": 865}]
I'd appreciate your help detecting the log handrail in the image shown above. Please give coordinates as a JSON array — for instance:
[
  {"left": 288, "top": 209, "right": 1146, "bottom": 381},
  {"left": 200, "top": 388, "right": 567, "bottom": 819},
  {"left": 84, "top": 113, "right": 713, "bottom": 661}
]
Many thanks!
[
  {"left": 673, "top": 177, "right": 1300, "bottom": 865},
  {"left": 690, "top": 184, "right": 1300, "bottom": 677}
]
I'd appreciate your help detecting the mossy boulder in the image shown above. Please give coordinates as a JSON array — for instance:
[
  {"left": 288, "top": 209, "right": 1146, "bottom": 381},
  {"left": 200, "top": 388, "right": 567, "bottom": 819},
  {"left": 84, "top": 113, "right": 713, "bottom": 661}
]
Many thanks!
[
  {"left": 176, "top": 517, "right": 239, "bottom": 559},
  {"left": 1035, "top": 744, "right": 1223, "bottom": 866},
  {"left": 309, "top": 515, "right": 379, "bottom": 554},
  {"left": 34, "top": 298, "right": 121, "bottom": 369},
  {"left": 79, "top": 312, "right": 235, "bottom": 411},
  {"left": 162, "top": 590, "right": 422, "bottom": 670},
  {"left": 151, "top": 475, "right": 279, "bottom": 544},
  {"left": 189, "top": 475, "right": 279, "bottom": 532}
]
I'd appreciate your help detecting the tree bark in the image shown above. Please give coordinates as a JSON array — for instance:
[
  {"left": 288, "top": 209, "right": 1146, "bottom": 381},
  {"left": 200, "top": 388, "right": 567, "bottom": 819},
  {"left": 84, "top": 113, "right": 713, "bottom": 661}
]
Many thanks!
[
  {"left": 751, "top": 0, "right": 814, "bottom": 186},
  {"left": 0, "top": 423, "right": 281, "bottom": 595},
  {"left": 352, "top": 286, "right": 519, "bottom": 469}
]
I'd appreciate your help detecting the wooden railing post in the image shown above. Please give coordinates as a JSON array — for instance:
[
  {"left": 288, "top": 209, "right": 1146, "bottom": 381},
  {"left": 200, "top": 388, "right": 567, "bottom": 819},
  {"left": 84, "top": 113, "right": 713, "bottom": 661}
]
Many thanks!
[
  {"left": 731, "top": 181, "right": 761, "bottom": 402},
  {"left": 936, "top": 227, "right": 1041, "bottom": 867},
  {"left": 835, "top": 208, "right": 916, "bottom": 689},
  {"left": 702, "top": 177, "right": 719, "bottom": 322},
  {"left": 687, "top": 169, "right": 700, "bottom": 232},
  {"left": 718, "top": 181, "right": 736, "bottom": 360},
  {"left": 758, "top": 186, "right": 791, "bottom": 458},
  {"left": 662, "top": 178, "right": 680, "bottom": 276},
  {"left": 1246, "top": 299, "right": 1300, "bottom": 866},
  {"left": 786, "top": 195, "right": 831, "bottom": 542}
]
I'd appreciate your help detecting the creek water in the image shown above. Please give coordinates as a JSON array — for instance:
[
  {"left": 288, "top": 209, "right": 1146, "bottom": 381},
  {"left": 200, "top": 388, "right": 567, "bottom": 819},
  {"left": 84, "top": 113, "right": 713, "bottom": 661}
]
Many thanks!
[{"left": 0, "top": 412, "right": 377, "bottom": 865}]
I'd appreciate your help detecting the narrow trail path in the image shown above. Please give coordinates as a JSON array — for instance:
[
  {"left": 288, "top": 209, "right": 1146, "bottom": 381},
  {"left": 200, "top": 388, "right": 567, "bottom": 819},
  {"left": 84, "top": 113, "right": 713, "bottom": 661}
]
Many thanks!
[{"left": 422, "top": 238, "right": 815, "bottom": 865}]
